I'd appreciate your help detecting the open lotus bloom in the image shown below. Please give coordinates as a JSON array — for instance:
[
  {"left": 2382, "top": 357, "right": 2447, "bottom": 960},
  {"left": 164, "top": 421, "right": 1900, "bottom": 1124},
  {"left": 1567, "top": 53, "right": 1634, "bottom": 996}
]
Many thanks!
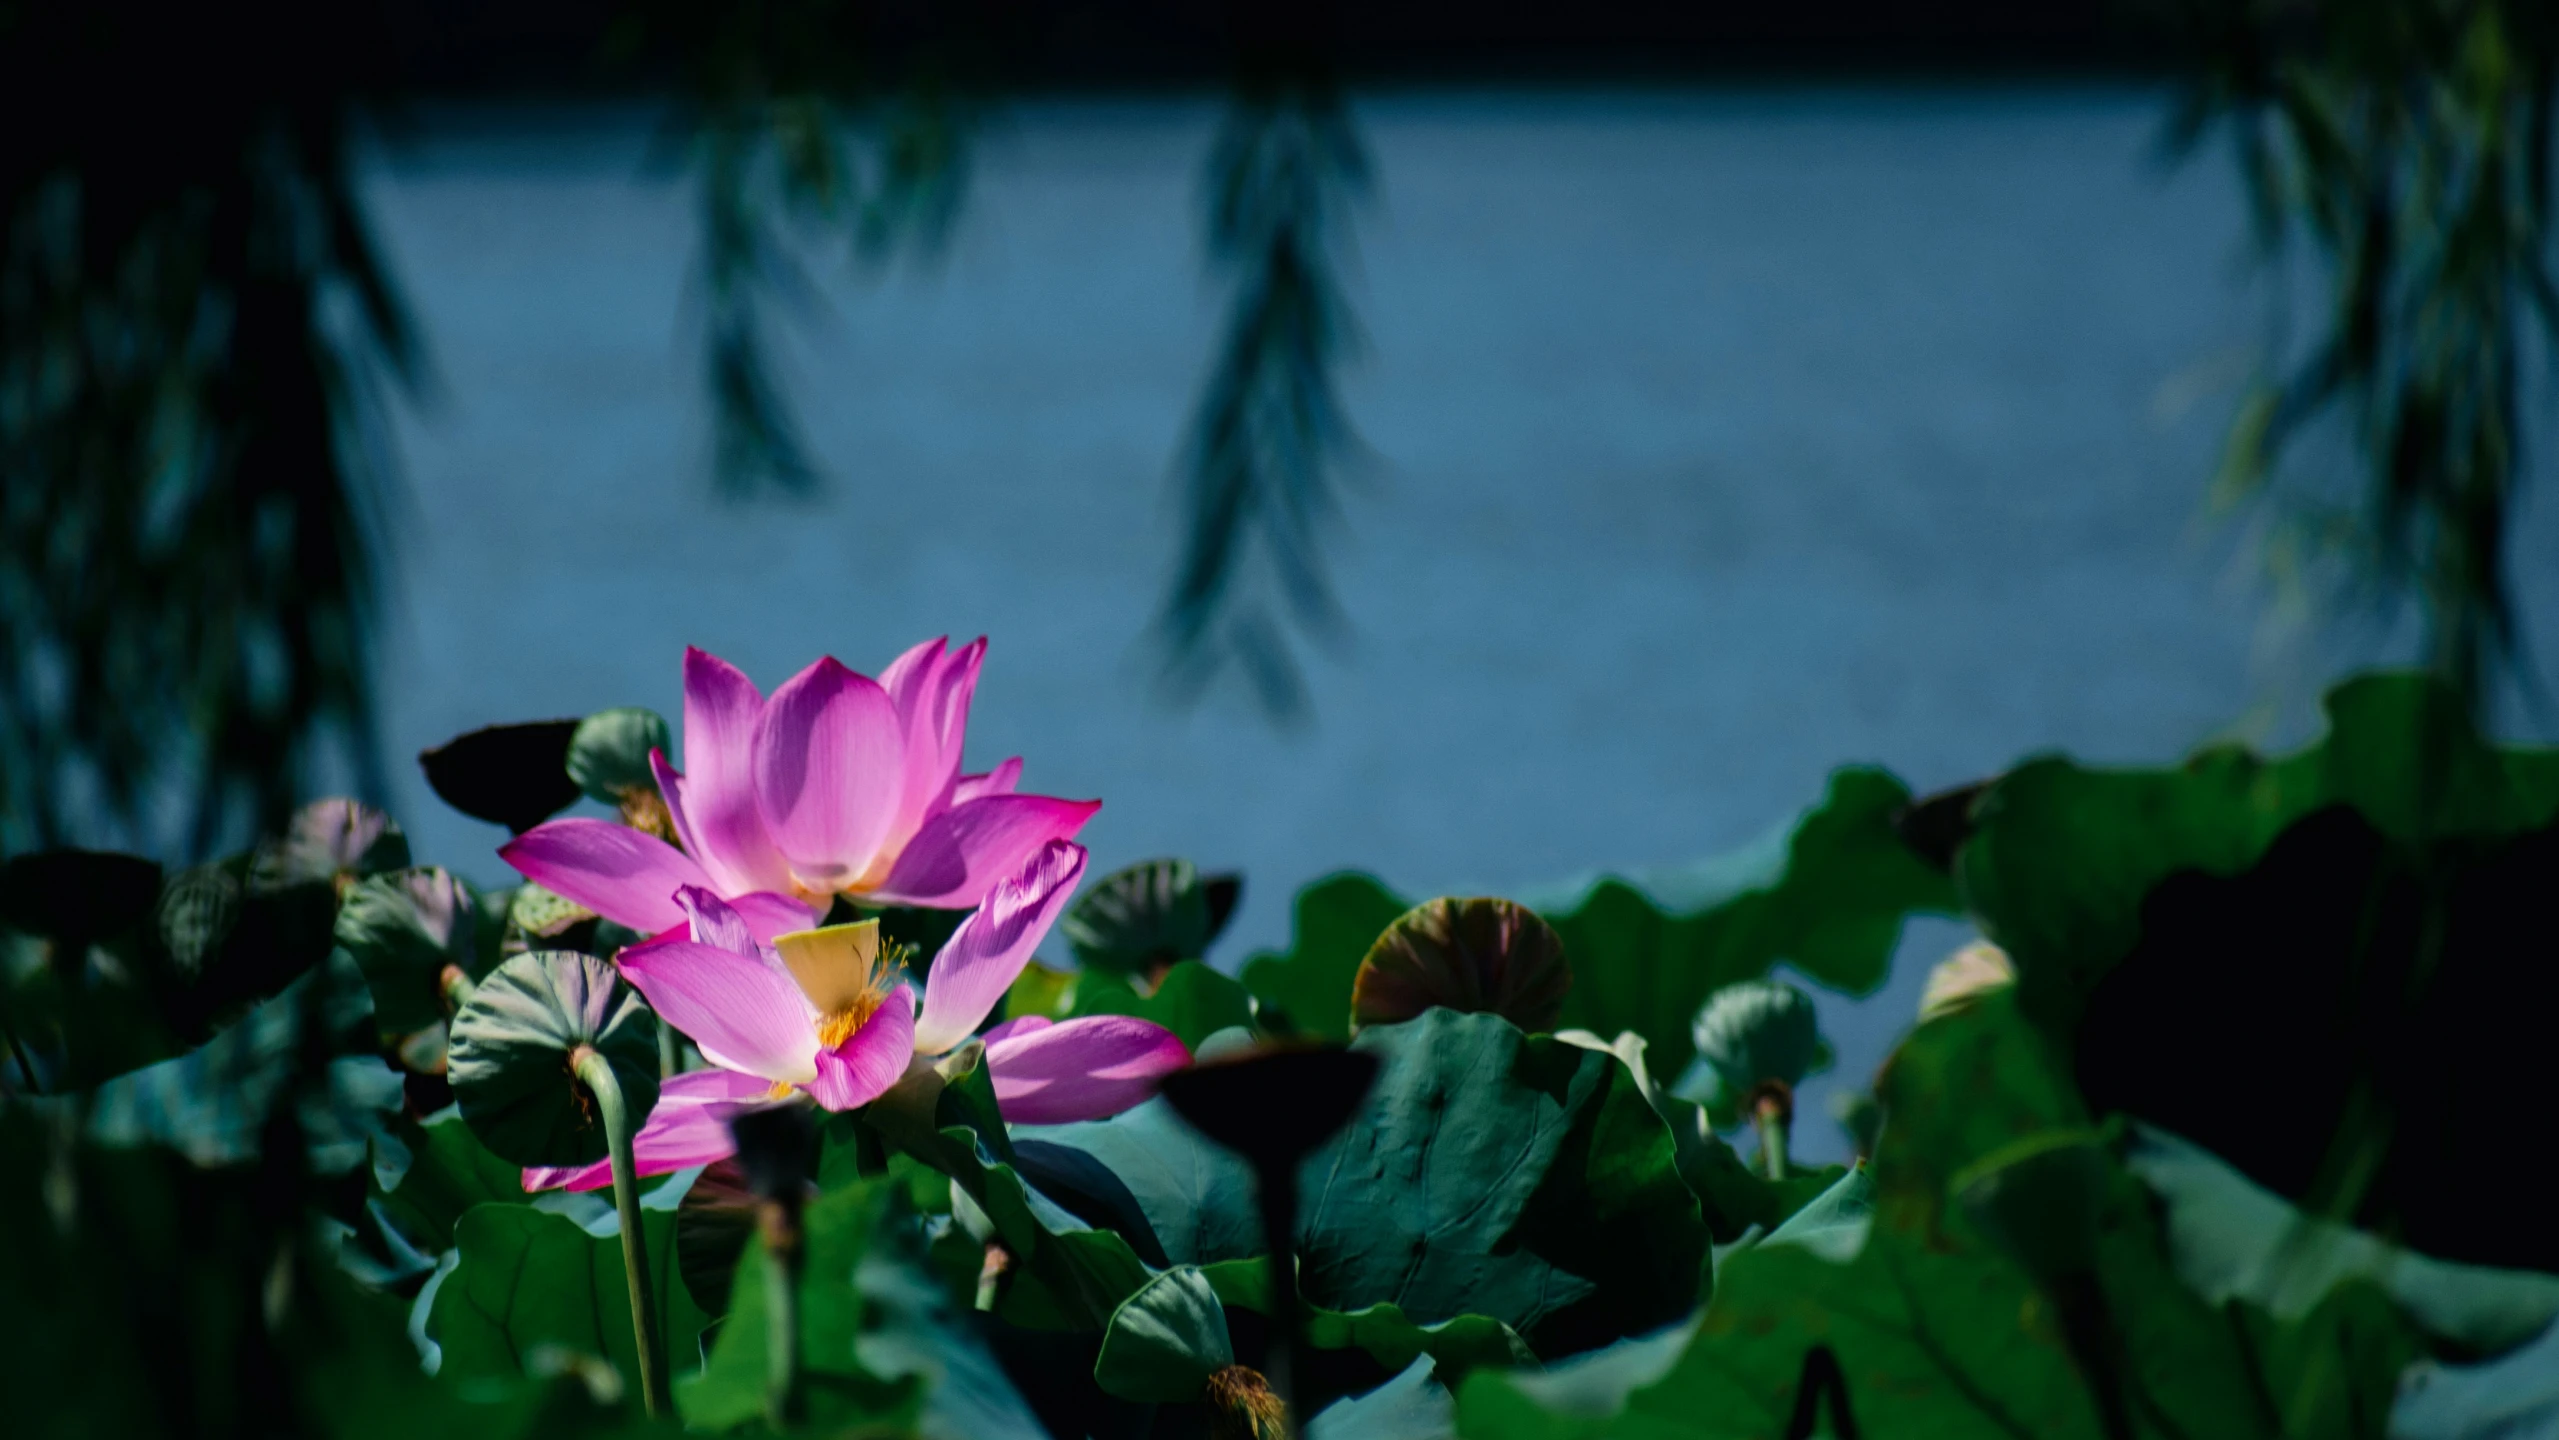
[
  {"left": 498, "top": 640, "right": 1102, "bottom": 937},
  {"left": 524, "top": 841, "right": 1190, "bottom": 1191}
]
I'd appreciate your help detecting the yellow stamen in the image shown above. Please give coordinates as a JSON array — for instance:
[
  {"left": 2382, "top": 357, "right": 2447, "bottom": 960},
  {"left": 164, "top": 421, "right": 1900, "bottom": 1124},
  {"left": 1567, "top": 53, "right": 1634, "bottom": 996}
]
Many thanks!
[{"left": 766, "top": 1079, "right": 795, "bottom": 1100}]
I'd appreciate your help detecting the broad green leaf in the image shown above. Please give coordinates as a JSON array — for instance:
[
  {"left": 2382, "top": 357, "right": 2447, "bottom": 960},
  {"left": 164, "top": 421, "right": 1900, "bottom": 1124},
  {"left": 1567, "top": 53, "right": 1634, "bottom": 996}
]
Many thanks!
[
  {"left": 447, "top": 951, "right": 658, "bottom": 1168},
  {"left": 1756, "top": 1162, "right": 1873, "bottom": 1262},
  {"left": 1240, "top": 872, "right": 1411, "bottom": 1039},
  {"left": 1062, "top": 961, "right": 1258, "bottom": 1051},
  {"left": 1457, "top": 995, "right": 2416, "bottom": 1440},
  {"left": 1309, "top": 1359, "right": 1457, "bottom": 1440},
  {"left": 2127, "top": 1124, "right": 2559, "bottom": 1355},
  {"left": 677, "top": 1180, "right": 921, "bottom": 1432},
  {"left": 2395, "top": 1315, "right": 2559, "bottom": 1440},
  {"left": 1201, "top": 1260, "right": 1538, "bottom": 1380},
  {"left": 1094, "top": 1265, "right": 1235, "bottom": 1402},
  {"left": 1243, "top": 768, "right": 1957, "bottom": 1075},
  {"left": 1299, "top": 1011, "right": 1705, "bottom": 1357},
  {"left": 376, "top": 1111, "right": 532, "bottom": 1255},
  {"left": 1956, "top": 672, "right": 2559, "bottom": 1040},
  {"left": 430, "top": 1202, "right": 711, "bottom": 1395},
  {"left": 1018, "top": 1097, "right": 1261, "bottom": 1266}
]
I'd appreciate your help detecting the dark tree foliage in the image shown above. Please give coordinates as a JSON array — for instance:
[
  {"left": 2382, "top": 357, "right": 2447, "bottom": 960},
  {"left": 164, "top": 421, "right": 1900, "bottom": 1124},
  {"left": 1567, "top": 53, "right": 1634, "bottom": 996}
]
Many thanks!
[
  {"left": 2172, "top": 0, "right": 2559, "bottom": 708},
  {"left": 0, "top": 0, "right": 420, "bottom": 857},
  {"left": 1158, "top": 6, "right": 1372, "bottom": 718}
]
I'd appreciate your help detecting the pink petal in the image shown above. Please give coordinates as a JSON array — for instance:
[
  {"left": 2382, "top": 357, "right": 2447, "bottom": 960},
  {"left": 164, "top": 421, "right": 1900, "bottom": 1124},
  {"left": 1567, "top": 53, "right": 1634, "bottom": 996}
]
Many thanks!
[
  {"left": 871, "top": 794, "right": 1103, "bottom": 909},
  {"left": 672, "top": 884, "right": 753, "bottom": 953},
  {"left": 953, "top": 757, "right": 1023, "bottom": 805},
  {"left": 669, "top": 649, "right": 798, "bottom": 897},
  {"left": 807, "top": 986, "right": 917, "bottom": 1110},
  {"left": 981, "top": 1014, "right": 1053, "bottom": 1046},
  {"left": 880, "top": 637, "right": 986, "bottom": 857},
  {"left": 912, "top": 841, "right": 1086, "bottom": 1054},
  {"left": 619, "top": 940, "right": 817, "bottom": 1085},
  {"left": 521, "top": 1068, "right": 773, "bottom": 1192},
  {"left": 753, "top": 657, "right": 905, "bottom": 892},
  {"left": 728, "top": 890, "right": 820, "bottom": 946},
  {"left": 500, "top": 819, "right": 711, "bottom": 934},
  {"left": 984, "top": 1015, "right": 1192, "bottom": 1125}
]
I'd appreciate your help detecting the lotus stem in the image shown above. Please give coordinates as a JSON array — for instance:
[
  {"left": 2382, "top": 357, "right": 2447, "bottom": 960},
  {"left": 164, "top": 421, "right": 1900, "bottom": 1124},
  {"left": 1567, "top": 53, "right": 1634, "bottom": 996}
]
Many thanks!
[
  {"left": 759, "top": 1198, "right": 804, "bottom": 1428},
  {"left": 572, "top": 1046, "right": 664, "bottom": 1418},
  {"left": 976, "top": 1242, "right": 1013, "bottom": 1312},
  {"left": 1250, "top": 1160, "right": 1302, "bottom": 1440},
  {"left": 1753, "top": 1086, "right": 1792, "bottom": 1181},
  {"left": 658, "top": 1019, "right": 680, "bottom": 1080}
]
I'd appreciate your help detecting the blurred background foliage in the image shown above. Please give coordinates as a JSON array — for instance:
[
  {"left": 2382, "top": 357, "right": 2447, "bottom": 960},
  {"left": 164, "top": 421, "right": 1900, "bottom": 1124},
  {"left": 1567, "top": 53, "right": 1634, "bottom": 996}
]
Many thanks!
[{"left": 4, "top": 0, "right": 2553, "bottom": 853}]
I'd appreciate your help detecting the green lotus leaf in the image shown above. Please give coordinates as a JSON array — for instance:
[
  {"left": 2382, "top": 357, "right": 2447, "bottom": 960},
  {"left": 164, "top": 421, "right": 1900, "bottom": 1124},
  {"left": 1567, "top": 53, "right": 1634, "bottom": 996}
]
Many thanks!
[
  {"left": 1058, "top": 960, "right": 1258, "bottom": 1051},
  {"left": 1016, "top": 1098, "right": 1261, "bottom": 1266},
  {"left": 565, "top": 706, "right": 672, "bottom": 807},
  {"left": 1201, "top": 1260, "right": 1538, "bottom": 1382},
  {"left": 430, "top": 1201, "right": 711, "bottom": 1397},
  {"left": 1242, "top": 768, "right": 1957, "bottom": 1074},
  {"left": 508, "top": 882, "right": 596, "bottom": 942},
  {"left": 678, "top": 1179, "right": 922, "bottom": 1430},
  {"left": 1298, "top": 1011, "right": 1704, "bottom": 1357},
  {"left": 446, "top": 951, "right": 658, "bottom": 1168},
  {"left": 1239, "top": 872, "right": 1411, "bottom": 1039},
  {"left": 1351, "top": 897, "right": 1569, "bottom": 1033},
  {"left": 373, "top": 1111, "right": 533, "bottom": 1255},
  {"left": 1094, "top": 1265, "right": 1234, "bottom": 1403},
  {"left": 1456, "top": 992, "right": 2428, "bottom": 1440},
  {"left": 336, "top": 866, "right": 477, "bottom": 1037}
]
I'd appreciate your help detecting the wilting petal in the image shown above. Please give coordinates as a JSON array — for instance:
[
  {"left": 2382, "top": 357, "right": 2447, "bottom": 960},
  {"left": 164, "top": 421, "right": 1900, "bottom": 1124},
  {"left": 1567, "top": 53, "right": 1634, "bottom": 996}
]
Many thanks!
[
  {"left": 727, "top": 890, "right": 820, "bottom": 946},
  {"left": 620, "top": 940, "right": 817, "bottom": 1085},
  {"left": 984, "top": 1015, "right": 1191, "bottom": 1125},
  {"left": 753, "top": 657, "right": 905, "bottom": 890},
  {"left": 980, "top": 1014, "right": 1052, "bottom": 1047},
  {"left": 952, "top": 757, "right": 1022, "bottom": 805},
  {"left": 500, "top": 819, "right": 710, "bottom": 934},
  {"left": 670, "top": 649, "right": 798, "bottom": 897},
  {"left": 807, "top": 987, "right": 916, "bottom": 1110},
  {"left": 522, "top": 1068, "right": 772, "bottom": 1192},
  {"left": 872, "top": 794, "right": 1103, "bottom": 909},
  {"left": 912, "top": 841, "right": 1086, "bottom": 1054}
]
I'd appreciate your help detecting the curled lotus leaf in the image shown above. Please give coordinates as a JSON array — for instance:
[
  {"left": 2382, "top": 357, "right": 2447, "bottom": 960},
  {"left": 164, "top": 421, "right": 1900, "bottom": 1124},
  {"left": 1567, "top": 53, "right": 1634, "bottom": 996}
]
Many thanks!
[
  {"left": 1063, "top": 857, "right": 1241, "bottom": 976},
  {"left": 566, "top": 706, "right": 673, "bottom": 809},
  {"left": 335, "top": 867, "right": 478, "bottom": 1036},
  {"left": 447, "top": 950, "right": 659, "bottom": 1167},
  {"left": 252, "top": 798, "right": 408, "bottom": 891},
  {"left": 1350, "top": 897, "right": 1571, "bottom": 1033}
]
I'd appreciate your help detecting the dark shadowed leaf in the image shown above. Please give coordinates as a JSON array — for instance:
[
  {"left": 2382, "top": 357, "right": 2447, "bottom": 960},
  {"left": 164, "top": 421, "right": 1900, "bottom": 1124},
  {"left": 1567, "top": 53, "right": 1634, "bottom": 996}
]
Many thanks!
[
  {"left": 431, "top": 1202, "right": 711, "bottom": 1396},
  {"left": 420, "top": 720, "right": 585, "bottom": 834},
  {"left": 1063, "top": 858, "right": 1217, "bottom": 976}
]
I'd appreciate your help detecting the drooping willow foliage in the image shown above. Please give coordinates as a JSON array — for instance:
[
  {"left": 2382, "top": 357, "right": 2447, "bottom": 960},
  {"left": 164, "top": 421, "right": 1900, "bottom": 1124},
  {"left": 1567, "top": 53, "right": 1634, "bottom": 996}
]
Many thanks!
[
  {"left": 0, "top": 0, "right": 417, "bottom": 856},
  {"left": 2172, "top": 0, "right": 2559, "bottom": 707},
  {"left": 1158, "top": 69, "right": 1371, "bottom": 718}
]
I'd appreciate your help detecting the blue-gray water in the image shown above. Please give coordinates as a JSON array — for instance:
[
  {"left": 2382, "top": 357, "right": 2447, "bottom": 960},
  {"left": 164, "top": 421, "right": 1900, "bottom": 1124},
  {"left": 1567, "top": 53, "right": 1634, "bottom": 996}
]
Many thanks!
[{"left": 368, "top": 88, "right": 2559, "bottom": 1162}]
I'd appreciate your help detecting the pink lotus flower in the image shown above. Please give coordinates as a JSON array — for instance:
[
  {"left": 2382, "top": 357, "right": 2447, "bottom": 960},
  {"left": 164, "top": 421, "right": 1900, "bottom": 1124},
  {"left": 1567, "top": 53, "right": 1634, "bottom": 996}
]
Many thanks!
[
  {"left": 525, "top": 841, "right": 1189, "bottom": 1191},
  {"left": 498, "top": 640, "right": 1101, "bottom": 937}
]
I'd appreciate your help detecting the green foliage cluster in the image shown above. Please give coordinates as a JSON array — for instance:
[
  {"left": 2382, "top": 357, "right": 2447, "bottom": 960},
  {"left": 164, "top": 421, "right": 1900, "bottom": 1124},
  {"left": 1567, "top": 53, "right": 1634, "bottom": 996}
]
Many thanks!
[{"left": 5, "top": 671, "right": 2558, "bottom": 1438}]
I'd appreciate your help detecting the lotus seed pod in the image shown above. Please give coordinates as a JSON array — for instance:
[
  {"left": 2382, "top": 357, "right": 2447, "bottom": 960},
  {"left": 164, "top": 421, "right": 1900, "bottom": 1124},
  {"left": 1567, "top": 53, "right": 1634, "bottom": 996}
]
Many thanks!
[{"left": 1676, "top": 978, "right": 1826, "bottom": 1125}]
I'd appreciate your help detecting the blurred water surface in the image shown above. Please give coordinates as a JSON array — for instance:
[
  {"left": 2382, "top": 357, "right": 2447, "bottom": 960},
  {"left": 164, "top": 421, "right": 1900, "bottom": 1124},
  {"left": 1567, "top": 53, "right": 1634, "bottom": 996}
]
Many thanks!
[{"left": 368, "top": 88, "right": 2558, "bottom": 1159}]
